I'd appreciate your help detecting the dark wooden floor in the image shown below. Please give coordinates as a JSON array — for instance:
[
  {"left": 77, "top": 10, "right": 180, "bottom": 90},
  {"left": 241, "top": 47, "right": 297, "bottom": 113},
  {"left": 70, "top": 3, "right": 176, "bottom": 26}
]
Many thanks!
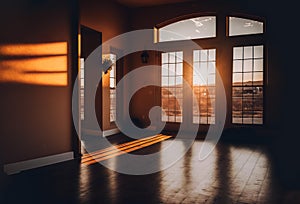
[{"left": 1, "top": 135, "right": 300, "bottom": 204}]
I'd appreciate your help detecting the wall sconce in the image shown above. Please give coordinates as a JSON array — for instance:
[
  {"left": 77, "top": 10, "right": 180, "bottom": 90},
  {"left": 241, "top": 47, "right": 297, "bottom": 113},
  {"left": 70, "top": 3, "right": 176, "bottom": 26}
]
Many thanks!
[
  {"left": 141, "top": 51, "right": 149, "bottom": 63},
  {"left": 104, "top": 66, "right": 112, "bottom": 74},
  {"left": 102, "top": 58, "right": 113, "bottom": 74}
]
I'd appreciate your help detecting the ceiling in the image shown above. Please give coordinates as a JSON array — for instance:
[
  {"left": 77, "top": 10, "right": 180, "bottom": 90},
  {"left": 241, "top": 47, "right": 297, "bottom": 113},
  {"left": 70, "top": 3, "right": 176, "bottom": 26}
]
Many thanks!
[{"left": 115, "top": 0, "right": 196, "bottom": 8}]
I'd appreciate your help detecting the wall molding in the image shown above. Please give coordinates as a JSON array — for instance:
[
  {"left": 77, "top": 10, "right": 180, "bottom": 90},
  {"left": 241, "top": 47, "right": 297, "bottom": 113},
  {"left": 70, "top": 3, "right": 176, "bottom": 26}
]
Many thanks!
[{"left": 4, "top": 151, "right": 74, "bottom": 175}]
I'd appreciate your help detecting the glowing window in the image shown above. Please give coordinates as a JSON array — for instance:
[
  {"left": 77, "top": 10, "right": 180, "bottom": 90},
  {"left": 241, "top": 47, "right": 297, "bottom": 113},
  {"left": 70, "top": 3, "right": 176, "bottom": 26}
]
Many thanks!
[
  {"left": 232, "top": 45, "right": 264, "bottom": 124},
  {"left": 103, "top": 54, "right": 117, "bottom": 123},
  {"left": 193, "top": 49, "right": 216, "bottom": 124},
  {"left": 229, "top": 17, "right": 264, "bottom": 36},
  {"left": 80, "top": 58, "right": 85, "bottom": 120},
  {"left": 158, "top": 16, "right": 216, "bottom": 42},
  {"left": 161, "top": 51, "right": 183, "bottom": 123}
]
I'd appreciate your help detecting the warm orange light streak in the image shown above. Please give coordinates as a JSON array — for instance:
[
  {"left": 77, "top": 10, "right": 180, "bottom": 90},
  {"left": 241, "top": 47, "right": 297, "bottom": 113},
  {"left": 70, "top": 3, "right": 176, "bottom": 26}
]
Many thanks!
[
  {"left": 0, "top": 71, "right": 67, "bottom": 86},
  {"left": 0, "top": 42, "right": 67, "bottom": 56},
  {"left": 78, "top": 34, "right": 81, "bottom": 57},
  {"left": 81, "top": 135, "right": 167, "bottom": 163},
  {"left": 81, "top": 134, "right": 162, "bottom": 159},
  {"left": 0, "top": 42, "right": 68, "bottom": 86},
  {"left": 83, "top": 136, "right": 171, "bottom": 166},
  {"left": 0, "top": 56, "right": 67, "bottom": 72},
  {"left": 82, "top": 135, "right": 172, "bottom": 166},
  {"left": 82, "top": 136, "right": 171, "bottom": 166}
]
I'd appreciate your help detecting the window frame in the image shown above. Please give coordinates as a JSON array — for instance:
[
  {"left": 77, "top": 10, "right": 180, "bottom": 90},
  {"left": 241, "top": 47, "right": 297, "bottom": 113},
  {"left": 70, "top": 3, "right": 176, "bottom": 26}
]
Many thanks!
[
  {"left": 231, "top": 43, "right": 266, "bottom": 126},
  {"left": 161, "top": 51, "right": 184, "bottom": 123},
  {"left": 154, "top": 13, "right": 267, "bottom": 127}
]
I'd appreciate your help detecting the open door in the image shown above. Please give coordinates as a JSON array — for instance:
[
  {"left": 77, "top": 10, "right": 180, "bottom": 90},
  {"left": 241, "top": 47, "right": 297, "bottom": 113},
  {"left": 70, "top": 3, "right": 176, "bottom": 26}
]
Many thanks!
[{"left": 80, "top": 25, "right": 102, "bottom": 154}]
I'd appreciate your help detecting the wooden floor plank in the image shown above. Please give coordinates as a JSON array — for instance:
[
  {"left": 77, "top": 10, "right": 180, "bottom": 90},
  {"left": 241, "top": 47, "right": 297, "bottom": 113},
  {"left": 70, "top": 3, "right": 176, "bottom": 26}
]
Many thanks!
[{"left": 1, "top": 136, "right": 288, "bottom": 204}]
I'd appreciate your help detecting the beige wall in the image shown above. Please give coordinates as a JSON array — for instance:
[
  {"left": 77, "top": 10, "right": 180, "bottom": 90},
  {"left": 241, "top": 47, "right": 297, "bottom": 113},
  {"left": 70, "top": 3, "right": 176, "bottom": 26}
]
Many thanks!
[{"left": 0, "top": 0, "right": 76, "bottom": 165}]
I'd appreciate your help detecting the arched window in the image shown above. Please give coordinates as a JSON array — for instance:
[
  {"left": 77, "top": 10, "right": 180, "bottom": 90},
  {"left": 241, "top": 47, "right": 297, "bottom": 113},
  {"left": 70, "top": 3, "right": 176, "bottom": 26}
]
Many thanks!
[
  {"left": 228, "top": 17, "right": 264, "bottom": 36},
  {"left": 157, "top": 14, "right": 265, "bottom": 126},
  {"left": 157, "top": 16, "right": 216, "bottom": 42}
]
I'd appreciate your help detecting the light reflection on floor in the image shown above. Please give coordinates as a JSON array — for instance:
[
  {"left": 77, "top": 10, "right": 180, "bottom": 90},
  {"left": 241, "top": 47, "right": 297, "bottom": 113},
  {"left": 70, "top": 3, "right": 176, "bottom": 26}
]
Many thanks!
[
  {"left": 80, "top": 137, "right": 275, "bottom": 203},
  {"left": 81, "top": 134, "right": 172, "bottom": 166}
]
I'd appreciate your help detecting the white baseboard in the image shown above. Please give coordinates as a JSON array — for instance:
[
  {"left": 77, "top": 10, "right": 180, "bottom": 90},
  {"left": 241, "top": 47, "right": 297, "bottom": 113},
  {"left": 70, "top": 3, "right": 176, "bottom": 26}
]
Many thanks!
[
  {"left": 4, "top": 151, "right": 74, "bottom": 175},
  {"left": 103, "top": 128, "right": 120, "bottom": 137},
  {"left": 83, "top": 128, "right": 102, "bottom": 136},
  {"left": 82, "top": 128, "right": 120, "bottom": 137}
]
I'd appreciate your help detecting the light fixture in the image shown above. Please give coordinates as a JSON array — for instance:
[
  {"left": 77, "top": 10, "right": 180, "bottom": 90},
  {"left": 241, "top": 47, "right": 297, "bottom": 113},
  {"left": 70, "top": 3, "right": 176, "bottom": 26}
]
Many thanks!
[
  {"left": 141, "top": 51, "right": 149, "bottom": 63},
  {"left": 102, "top": 58, "right": 113, "bottom": 74}
]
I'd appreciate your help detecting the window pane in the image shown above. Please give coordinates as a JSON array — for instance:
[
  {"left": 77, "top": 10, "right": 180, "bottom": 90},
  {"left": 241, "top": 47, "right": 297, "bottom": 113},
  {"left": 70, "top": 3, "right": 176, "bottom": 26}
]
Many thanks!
[
  {"left": 208, "top": 62, "right": 216, "bottom": 74},
  {"left": 243, "top": 98, "right": 253, "bottom": 111},
  {"left": 243, "top": 87, "right": 255, "bottom": 97},
  {"left": 254, "top": 59, "right": 263, "bottom": 71},
  {"left": 176, "top": 116, "right": 182, "bottom": 123},
  {"left": 110, "top": 79, "right": 115, "bottom": 88},
  {"left": 176, "top": 76, "right": 183, "bottom": 85},
  {"left": 200, "top": 63, "right": 208, "bottom": 80},
  {"left": 243, "top": 73, "right": 253, "bottom": 85},
  {"left": 169, "top": 64, "right": 176, "bottom": 76},
  {"left": 162, "top": 64, "right": 168, "bottom": 76},
  {"left": 233, "top": 47, "right": 243, "bottom": 59},
  {"left": 208, "top": 75, "right": 215, "bottom": 85},
  {"left": 208, "top": 117, "right": 215, "bottom": 124},
  {"left": 233, "top": 87, "right": 243, "bottom": 97},
  {"left": 162, "top": 53, "right": 168, "bottom": 64},
  {"left": 200, "top": 50, "right": 208, "bottom": 61},
  {"left": 159, "top": 16, "right": 216, "bottom": 42},
  {"left": 243, "top": 118, "right": 253, "bottom": 124},
  {"left": 253, "top": 117, "right": 263, "bottom": 124},
  {"left": 244, "top": 46, "right": 253, "bottom": 59},
  {"left": 162, "top": 115, "right": 168, "bottom": 122},
  {"left": 233, "top": 97, "right": 242, "bottom": 110},
  {"left": 244, "top": 59, "right": 253, "bottom": 72},
  {"left": 110, "top": 66, "right": 115, "bottom": 77},
  {"left": 169, "top": 77, "right": 175, "bottom": 86},
  {"left": 162, "top": 77, "right": 168, "bottom": 86},
  {"left": 233, "top": 117, "right": 242, "bottom": 124},
  {"left": 194, "top": 51, "right": 200, "bottom": 62},
  {"left": 233, "top": 73, "right": 242, "bottom": 84},
  {"left": 194, "top": 62, "right": 200, "bottom": 70},
  {"left": 208, "top": 49, "right": 216, "bottom": 61},
  {"left": 193, "top": 116, "right": 200, "bottom": 124},
  {"left": 254, "top": 86, "right": 263, "bottom": 97},
  {"left": 176, "top": 63, "right": 183, "bottom": 75},
  {"left": 254, "top": 45, "right": 264, "bottom": 58},
  {"left": 169, "top": 52, "right": 176, "bottom": 63},
  {"left": 193, "top": 75, "right": 202, "bottom": 86},
  {"left": 168, "top": 116, "right": 175, "bottom": 122},
  {"left": 229, "top": 17, "right": 264, "bottom": 36},
  {"left": 176, "top": 52, "right": 183, "bottom": 62},
  {"left": 200, "top": 117, "right": 208, "bottom": 124},
  {"left": 253, "top": 72, "right": 263, "bottom": 85},
  {"left": 233, "top": 60, "right": 242, "bottom": 72},
  {"left": 253, "top": 98, "right": 263, "bottom": 111}
]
